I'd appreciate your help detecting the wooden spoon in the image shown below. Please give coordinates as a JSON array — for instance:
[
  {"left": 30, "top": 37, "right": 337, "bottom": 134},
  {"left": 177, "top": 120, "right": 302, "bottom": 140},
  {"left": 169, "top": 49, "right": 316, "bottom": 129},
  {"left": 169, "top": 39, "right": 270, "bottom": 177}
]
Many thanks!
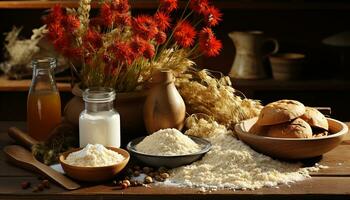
[
  {"left": 3, "top": 145, "right": 80, "bottom": 190},
  {"left": 7, "top": 127, "right": 38, "bottom": 150}
]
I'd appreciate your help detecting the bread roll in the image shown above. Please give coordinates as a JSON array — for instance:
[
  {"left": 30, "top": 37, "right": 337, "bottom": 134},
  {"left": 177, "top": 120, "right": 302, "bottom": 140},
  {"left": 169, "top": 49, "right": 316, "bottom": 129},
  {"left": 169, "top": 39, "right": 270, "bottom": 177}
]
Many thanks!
[
  {"left": 301, "top": 107, "right": 328, "bottom": 130},
  {"left": 257, "top": 100, "right": 305, "bottom": 126},
  {"left": 267, "top": 118, "right": 313, "bottom": 139}
]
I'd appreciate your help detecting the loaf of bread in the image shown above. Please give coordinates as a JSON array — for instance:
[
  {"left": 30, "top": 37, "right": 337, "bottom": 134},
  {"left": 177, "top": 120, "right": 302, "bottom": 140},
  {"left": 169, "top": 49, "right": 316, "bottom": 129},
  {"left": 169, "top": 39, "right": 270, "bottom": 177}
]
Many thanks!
[
  {"left": 267, "top": 118, "right": 313, "bottom": 139},
  {"left": 257, "top": 100, "right": 305, "bottom": 126},
  {"left": 300, "top": 107, "right": 329, "bottom": 130},
  {"left": 251, "top": 99, "right": 330, "bottom": 138}
]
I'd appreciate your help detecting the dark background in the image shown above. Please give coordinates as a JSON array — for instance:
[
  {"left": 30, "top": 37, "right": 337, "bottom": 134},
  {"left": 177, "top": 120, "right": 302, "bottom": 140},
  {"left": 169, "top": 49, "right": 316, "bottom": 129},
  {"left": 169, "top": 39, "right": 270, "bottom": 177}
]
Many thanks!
[{"left": 1, "top": 0, "right": 350, "bottom": 121}]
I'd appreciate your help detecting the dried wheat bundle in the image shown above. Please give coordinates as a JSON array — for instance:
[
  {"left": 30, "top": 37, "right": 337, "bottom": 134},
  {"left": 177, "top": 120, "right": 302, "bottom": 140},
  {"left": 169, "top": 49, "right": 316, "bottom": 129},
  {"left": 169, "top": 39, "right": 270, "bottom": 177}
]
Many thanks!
[{"left": 177, "top": 69, "right": 262, "bottom": 129}]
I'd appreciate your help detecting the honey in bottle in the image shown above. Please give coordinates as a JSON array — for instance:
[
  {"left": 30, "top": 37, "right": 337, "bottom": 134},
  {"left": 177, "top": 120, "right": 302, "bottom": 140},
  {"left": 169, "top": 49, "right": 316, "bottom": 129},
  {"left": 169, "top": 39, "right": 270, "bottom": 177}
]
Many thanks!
[{"left": 27, "top": 58, "right": 61, "bottom": 141}]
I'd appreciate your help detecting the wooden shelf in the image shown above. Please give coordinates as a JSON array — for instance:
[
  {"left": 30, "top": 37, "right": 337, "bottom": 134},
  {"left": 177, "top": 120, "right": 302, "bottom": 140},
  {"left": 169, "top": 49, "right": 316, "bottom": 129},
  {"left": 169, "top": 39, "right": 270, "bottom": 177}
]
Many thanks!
[
  {"left": 0, "top": 75, "right": 72, "bottom": 92},
  {"left": 0, "top": 0, "right": 156, "bottom": 9},
  {"left": 0, "top": 0, "right": 350, "bottom": 10},
  {"left": 232, "top": 79, "right": 350, "bottom": 91}
]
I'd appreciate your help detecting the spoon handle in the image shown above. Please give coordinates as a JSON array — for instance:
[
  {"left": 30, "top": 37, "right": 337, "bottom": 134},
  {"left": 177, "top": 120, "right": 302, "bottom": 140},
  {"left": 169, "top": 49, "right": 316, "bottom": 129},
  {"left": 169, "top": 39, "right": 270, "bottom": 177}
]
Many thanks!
[
  {"left": 7, "top": 127, "right": 38, "bottom": 150},
  {"left": 32, "top": 160, "right": 81, "bottom": 190},
  {"left": 4, "top": 145, "right": 80, "bottom": 190}
]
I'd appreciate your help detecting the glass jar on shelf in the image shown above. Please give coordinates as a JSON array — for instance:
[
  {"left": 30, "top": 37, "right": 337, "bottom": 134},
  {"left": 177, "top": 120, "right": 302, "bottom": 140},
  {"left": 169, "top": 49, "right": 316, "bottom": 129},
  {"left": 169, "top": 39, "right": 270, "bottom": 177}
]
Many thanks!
[
  {"left": 79, "top": 88, "right": 121, "bottom": 148},
  {"left": 27, "top": 57, "right": 61, "bottom": 141}
]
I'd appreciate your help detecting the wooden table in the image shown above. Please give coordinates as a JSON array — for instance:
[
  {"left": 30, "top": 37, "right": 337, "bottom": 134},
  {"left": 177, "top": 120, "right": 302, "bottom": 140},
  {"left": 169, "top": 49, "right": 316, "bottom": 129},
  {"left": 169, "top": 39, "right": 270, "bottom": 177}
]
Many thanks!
[{"left": 1, "top": 121, "right": 350, "bottom": 200}]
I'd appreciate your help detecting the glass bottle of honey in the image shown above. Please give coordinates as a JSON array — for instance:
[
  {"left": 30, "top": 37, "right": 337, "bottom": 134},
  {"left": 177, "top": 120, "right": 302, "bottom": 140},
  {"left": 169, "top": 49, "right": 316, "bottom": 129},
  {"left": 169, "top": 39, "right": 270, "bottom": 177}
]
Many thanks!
[{"left": 27, "top": 58, "right": 61, "bottom": 141}]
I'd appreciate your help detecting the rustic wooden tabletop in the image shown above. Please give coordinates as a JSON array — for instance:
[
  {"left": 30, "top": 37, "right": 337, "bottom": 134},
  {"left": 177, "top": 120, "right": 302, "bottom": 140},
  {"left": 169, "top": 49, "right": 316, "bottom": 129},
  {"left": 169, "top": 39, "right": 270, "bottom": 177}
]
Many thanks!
[{"left": 0, "top": 121, "right": 350, "bottom": 200}]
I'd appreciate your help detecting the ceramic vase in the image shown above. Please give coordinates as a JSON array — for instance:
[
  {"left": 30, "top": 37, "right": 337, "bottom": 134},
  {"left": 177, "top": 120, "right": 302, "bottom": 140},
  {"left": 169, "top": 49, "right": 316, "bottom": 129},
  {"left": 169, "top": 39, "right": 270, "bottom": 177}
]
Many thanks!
[{"left": 143, "top": 70, "right": 186, "bottom": 134}]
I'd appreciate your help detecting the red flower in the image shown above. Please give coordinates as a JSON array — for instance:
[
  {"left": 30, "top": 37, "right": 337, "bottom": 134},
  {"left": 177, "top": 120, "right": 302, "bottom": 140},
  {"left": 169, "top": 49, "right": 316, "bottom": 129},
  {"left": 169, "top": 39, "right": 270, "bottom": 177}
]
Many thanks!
[
  {"left": 155, "top": 31, "right": 167, "bottom": 44},
  {"left": 111, "top": 0, "right": 129, "bottom": 14},
  {"left": 47, "top": 22, "right": 64, "bottom": 40},
  {"left": 111, "top": 41, "right": 134, "bottom": 64},
  {"left": 132, "top": 15, "right": 158, "bottom": 40},
  {"left": 114, "top": 13, "right": 131, "bottom": 26},
  {"left": 143, "top": 43, "right": 155, "bottom": 59},
  {"left": 159, "top": 0, "right": 178, "bottom": 13},
  {"left": 44, "top": 5, "right": 64, "bottom": 23},
  {"left": 53, "top": 36, "right": 70, "bottom": 50},
  {"left": 63, "top": 15, "right": 80, "bottom": 32},
  {"left": 189, "top": 0, "right": 209, "bottom": 14},
  {"left": 83, "top": 29, "right": 103, "bottom": 51},
  {"left": 100, "top": 3, "right": 114, "bottom": 27},
  {"left": 154, "top": 12, "right": 171, "bottom": 31},
  {"left": 199, "top": 27, "right": 222, "bottom": 57},
  {"left": 129, "top": 37, "right": 148, "bottom": 55},
  {"left": 204, "top": 6, "right": 222, "bottom": 27},
  {"left": 173, "top": 21, "right": 196, "bottom": 48}
]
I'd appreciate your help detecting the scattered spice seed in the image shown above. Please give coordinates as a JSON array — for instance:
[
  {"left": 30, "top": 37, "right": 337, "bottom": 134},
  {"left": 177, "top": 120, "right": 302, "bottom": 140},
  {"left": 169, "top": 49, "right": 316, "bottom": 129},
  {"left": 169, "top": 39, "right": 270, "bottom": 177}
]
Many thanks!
[
  {"left": 154, "top": 175, "right": 162, "bottom": 182},
  {"left": 160, "top": 172, "right": 170, "bottom": 179},
  {"left": 133, "top": 170, "right": 140, "bottom": 177},
  {"left": 158, "top": 167, "right": 168, "bottom": 173},
  {"left": 122, "top": 180, "right": 131, "bottom": 187},
  {"left": 121, "top": 182, "right": 128, "bottom": 189},
  {"left": 144, "top": 176, "right": 153, "bottom": 184},
  {"left": 134, "top": 165, "right": 141, "bottom": 171},
  {"left": 142, "top": 167, "right": 151, "bottom": 174},
  {"left": 130, "top": 180, "right": 137, "bottom": 187},
  {"left": 148, "top": 172, "right": 156, "bottom": 178},
  {"left": 21, "top": 181, "right": 31, "bottom": 189}
]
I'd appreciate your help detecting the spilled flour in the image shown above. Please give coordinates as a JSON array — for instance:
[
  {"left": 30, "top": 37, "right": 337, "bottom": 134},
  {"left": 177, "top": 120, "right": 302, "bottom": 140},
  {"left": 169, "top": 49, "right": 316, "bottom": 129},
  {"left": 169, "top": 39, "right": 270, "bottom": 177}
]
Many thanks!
[{"left": 167, "top": 118, "right": 325, "bottom": 191}]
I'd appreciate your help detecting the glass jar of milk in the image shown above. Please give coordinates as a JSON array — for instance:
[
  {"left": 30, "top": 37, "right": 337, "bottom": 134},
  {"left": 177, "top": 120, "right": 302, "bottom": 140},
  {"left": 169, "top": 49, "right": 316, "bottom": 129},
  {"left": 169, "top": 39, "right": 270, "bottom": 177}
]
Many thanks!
[{"left": 79, "top": 88, "right": 120, "bottom": 147}]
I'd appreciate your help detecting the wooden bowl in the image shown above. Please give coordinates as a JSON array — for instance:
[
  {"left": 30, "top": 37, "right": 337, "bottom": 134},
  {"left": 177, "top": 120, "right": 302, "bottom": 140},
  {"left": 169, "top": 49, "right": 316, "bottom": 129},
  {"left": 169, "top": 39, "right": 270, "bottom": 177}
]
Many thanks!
[
  {"left": 234, "top": 117, "right": 348, "bottom": 160},
  {"left": 59, "top": 147, "right": 130, "bottom": 182}
]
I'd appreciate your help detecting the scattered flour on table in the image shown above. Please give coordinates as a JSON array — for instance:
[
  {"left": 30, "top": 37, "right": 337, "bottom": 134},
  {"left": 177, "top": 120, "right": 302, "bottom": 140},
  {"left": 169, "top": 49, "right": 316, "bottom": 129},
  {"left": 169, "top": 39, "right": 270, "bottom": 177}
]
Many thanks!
[
  {"left": 166, "top": 119, "right": 326, "bottom": 191},
  {"left": 136, "top": 128, "right": 201, "bottom": 156},
  {"left": 65, "top": 144, "right": 125, "bottom": 167}
]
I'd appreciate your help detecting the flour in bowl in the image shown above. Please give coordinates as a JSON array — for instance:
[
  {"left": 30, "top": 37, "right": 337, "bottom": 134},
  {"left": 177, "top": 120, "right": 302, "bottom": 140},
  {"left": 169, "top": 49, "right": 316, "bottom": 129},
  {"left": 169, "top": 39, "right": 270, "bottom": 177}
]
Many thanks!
[
  {"left": 65, "top": 144, "right": 125, "bottom": 167},
  {"left": 135, "top": 128, "right": 202, "bottom": 156}
]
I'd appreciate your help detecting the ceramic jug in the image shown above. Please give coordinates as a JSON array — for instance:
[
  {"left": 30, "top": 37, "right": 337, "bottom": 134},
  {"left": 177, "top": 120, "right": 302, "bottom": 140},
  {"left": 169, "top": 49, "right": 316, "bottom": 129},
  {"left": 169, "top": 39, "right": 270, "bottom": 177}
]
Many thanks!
[
  {"left": 143, "top": 70, "right": 186, "bottom": 134},
  {"left": 229, "top": 31, "right": 279, "bottom": 79}
]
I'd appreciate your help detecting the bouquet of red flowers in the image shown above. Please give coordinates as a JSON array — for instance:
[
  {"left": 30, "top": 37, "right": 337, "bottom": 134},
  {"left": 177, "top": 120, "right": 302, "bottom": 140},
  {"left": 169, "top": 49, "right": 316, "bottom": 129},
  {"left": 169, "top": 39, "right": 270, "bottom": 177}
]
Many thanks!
[{"left": 45, "top": 0, "right": 222, "bottom": 92}]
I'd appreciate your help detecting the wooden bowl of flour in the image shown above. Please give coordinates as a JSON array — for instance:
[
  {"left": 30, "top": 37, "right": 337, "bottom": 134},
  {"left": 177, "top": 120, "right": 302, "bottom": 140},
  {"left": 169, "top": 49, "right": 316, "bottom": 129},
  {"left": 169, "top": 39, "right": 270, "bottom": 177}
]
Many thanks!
[
  {"left": 234, "top": 117, "right": 348, "bottom": 160},
  {"left": 59, "top": 147, "right": 130, "bottom": 182}
]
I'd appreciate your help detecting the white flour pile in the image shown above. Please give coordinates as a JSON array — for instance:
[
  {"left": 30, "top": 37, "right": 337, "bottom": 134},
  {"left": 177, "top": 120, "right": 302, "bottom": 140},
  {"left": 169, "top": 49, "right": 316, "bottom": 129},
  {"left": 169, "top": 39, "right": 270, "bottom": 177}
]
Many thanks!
[
  {"left": 65, "top": 144, "right": 125, "bottom": 167},
  {"left": 167, "top": 118, "right": 324, "bottom": 191},
  {"left": 136, "top": 128, "right": 201, "bottom": 156}
]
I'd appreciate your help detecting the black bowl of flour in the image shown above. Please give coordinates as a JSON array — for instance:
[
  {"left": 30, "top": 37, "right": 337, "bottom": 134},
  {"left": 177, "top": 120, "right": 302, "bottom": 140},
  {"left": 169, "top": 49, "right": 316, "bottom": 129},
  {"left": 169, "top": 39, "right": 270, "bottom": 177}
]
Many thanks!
[{"left": 126, "top": 136, "right": 212, "bottom": 168}]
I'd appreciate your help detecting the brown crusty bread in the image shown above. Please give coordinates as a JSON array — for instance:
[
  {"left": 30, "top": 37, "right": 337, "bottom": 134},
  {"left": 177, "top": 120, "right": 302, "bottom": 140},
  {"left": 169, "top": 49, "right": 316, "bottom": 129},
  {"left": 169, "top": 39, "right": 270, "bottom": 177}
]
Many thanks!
[
  {"left": 267, "top": 118, "right": 313, "bottom": 139},
  {"left": 249, "top": 123, "right": 268, "bottom": 136},
  {"left": 257, "top": 100, "right": 306, "bottom": 126},
  {"left": 300, "top": 107, "right": 329, "bottom": 130}
]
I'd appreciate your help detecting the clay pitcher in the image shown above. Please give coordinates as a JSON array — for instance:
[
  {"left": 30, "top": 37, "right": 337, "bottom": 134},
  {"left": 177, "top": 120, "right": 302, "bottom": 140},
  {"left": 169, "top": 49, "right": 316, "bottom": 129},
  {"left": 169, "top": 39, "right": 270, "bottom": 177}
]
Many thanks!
[
  {"left": 229, "top": 31, "right": 279, "bottom": 79},
  {"left": 143, "top": 70, "right": 186, "bottom": 134}
]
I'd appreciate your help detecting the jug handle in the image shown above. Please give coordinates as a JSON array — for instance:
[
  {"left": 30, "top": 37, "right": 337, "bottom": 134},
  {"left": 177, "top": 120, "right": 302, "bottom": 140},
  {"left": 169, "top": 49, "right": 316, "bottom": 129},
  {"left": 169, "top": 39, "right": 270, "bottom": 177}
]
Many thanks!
[{"left": 263, "top": 38, "right": 279, "bottom": 56}]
